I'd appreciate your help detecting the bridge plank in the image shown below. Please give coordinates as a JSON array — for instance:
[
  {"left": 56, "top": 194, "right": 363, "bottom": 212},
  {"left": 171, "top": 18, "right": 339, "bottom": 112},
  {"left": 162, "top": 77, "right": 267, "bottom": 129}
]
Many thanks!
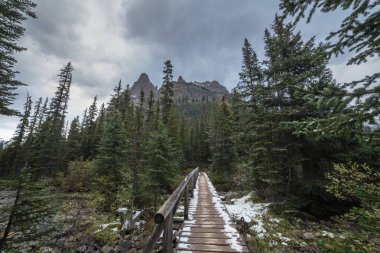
[{"left": 177, "top": 172, "right": 248, "bottom": 253}]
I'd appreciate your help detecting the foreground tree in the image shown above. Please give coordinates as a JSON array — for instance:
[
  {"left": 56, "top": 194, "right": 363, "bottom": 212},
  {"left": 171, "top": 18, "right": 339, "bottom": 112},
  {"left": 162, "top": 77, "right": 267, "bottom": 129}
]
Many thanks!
[
  {"left": 161, "top": 60, "right": 174, "bottom": 125},
  {"left": 0, "top": 0, "right": 37, "bottom": 116},
  {"left": 280, "top": 0, "right": 380, "bottom": 166},
  {"left": 208, "top": 97, "right": 237, "bottom": 189},
  {"left": 33, "top": 62, "right": 73, "bottom": 176},
  {"left": 144, "top": 125, "right": 178, "bottom": 206},
  {"left": 0, "top": 166, "right": 58, "bottom": 251},
  {"left": 94, "top": 110, "right": 132, "bottom": 210}
]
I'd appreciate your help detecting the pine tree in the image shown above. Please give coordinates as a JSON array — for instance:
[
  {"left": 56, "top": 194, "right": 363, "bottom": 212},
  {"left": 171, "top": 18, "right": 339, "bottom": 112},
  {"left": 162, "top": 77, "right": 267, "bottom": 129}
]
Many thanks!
[
  {"left": 66, "top": 116, "right": 81, "bottom": 162},
  {"left": 249, "top": 16, "right": 349, "bottom": 202},
  {"left": 11, "top": 94, "right": 32, "bottom": 151},
  {"left": 33, "top": 62, "right": 73, "bottom": 176},
  {"left": 146, "top": 90, "right": 156, "bottom": 132},
  {"left": 0, "top": 0, "right": 36, "bottom": 116},
  {"left": 236, "top": 39, "right": 265, "bottom": 161},
  {"left": 0, "top": 165, "right": 59, "bottom": 251},
  {"left": 109, "top": 79, "right": 122, "bottom": 109},
  {"left": 130, "top": 90, "right": 146, "bottom": 203},
  {"left": 6, "top": 94, "right": 32, "bottom": 176},
  {"left": 161, "top": 60, "right": 174, "bottom": 125},
  {"left": 94, "top": 110, "right": 132, "bottom": 210},
  {"left": 26, "top": 97, "right": 42, "bottom": 142},
  {"left": 208, "top": 97, "right": 237, "bottom": 188},
  {"left": 167, "top": 108, "right": 185, "bottom": 167},
  {"left": 94, "top": 103, "right": 106, "bottom": 142},
  {"left": 81, "top": 96, "right": 98, "bottom": 159},
  {"left": 144, "top": 125, "right": 178, "bottom": 199},
  {"left": 36, "top": 97, "right": 48, "bottom": 131},
  {"left": 280, "top": 0, "right": 380, "bottom": 164}
]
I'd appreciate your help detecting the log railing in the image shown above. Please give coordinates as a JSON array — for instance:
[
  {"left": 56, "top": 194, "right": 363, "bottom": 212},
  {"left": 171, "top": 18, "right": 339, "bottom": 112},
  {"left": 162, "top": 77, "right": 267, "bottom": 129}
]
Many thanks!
[{"left": 143, "top": 167, "right": 199, "bottom": 253}]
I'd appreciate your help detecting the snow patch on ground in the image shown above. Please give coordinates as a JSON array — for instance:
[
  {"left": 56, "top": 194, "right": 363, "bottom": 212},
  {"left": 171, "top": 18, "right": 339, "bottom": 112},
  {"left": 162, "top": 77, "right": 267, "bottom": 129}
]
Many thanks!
[
  {"left": 188, "top": 175, "right": 199, "bottom": 221},
  {"left": 321, "top": 230, "right": 335, "bottom": 238},
  {"left": 224, "top": 192, "right": 271, "bottom": 238}
]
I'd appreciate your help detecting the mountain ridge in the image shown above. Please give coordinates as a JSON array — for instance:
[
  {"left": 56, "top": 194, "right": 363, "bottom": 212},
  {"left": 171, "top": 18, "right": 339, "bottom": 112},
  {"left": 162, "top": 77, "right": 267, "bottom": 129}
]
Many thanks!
[{"left": 129, "top": 73, "right": 229, "bottom": 103}]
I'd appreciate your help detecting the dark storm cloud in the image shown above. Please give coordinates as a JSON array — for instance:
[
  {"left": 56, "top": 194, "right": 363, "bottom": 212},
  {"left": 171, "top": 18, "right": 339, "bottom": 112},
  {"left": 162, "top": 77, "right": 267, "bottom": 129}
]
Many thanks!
[
  {"left": 123, "top": 0, "right": 280, "bottom": 85},
  {"left": 1, "top": 0, "right": 378, "bottom": 141}
]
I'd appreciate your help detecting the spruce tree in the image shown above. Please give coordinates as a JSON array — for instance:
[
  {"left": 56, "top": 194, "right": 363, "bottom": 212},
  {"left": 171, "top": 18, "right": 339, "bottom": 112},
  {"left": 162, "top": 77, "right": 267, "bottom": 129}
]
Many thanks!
[
  {"left": 144, "top": 125, "right": 178, "bottom": 198},
  {"left": 146, "top": 90, "right": 156, "bottom": 132},
  {"left": 25, "top": 97, "right": 42, "bottom": 146},
  {"left": 0, "top": 0, "right": 36, "bottom": 116},
  {"left": 33, "top": 62, "right": 73, "bottom": 176},
  {"left": 250, "top": 16, "right": 350, "bottom": 202},
  {"left": 6, "top": 94, "right": 32, "bottom": 176},
  {"left": 80, "top": 96, "right": 98, "bottom": 159},
  {"left": 94, "top": 110, "right": 132, "bottom": 210},
  {"left": 280, "top": 0, "right": 380, "bottom": 164},
  {"left": 161, "top": 60, "right": 174, "bottom": 125},
  {"left": 208, "top": 97, "right": 237, "bottom": 188},
  {"left": 0, "top": 165, "right": 59, "bottom": 251},
  {"left": 66, "top": 116, "right": 81, "bottom": 162}
]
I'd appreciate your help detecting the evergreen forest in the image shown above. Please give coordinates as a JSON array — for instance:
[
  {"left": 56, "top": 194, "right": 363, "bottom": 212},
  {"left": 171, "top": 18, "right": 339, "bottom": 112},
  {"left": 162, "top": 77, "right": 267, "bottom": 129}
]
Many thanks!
[{"left": 0, "top": 0, "right": 379, "bottom": 252}]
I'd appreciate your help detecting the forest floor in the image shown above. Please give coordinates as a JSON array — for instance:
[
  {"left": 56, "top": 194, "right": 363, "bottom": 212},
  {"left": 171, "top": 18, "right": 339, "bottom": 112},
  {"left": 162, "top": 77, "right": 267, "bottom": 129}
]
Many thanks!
[
  {"left": 0, "top": 188, "right": 150, "bottom": 253},
  {"left": 222, "top": 191, "right": 379, "bottom": 253}
]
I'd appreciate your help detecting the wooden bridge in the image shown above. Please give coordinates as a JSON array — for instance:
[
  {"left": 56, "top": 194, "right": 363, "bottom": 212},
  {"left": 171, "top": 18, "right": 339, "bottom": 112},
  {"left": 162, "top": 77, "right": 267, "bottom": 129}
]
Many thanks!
[{"left": 143, "top": 168, "right": 249, "bottom": 253}]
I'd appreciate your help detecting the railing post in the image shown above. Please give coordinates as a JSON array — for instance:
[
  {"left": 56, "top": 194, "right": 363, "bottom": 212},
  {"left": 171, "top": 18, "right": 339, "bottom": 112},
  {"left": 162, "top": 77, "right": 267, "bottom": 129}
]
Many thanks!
[
  {"left": 163, "top": 211, "right": 173, "bottom": 253},
  {"left": 184, "top": 184, "right": 189, "bottom": 220},
  {"left": 190, "top": 177, "right": 194, "bottom": 198}
]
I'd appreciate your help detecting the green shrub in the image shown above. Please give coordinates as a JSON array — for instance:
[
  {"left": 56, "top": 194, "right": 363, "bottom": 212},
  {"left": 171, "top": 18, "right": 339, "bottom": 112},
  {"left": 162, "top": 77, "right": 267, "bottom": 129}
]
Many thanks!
[{"left": 60, "top": 160, "right": 95, "bottom": 192}]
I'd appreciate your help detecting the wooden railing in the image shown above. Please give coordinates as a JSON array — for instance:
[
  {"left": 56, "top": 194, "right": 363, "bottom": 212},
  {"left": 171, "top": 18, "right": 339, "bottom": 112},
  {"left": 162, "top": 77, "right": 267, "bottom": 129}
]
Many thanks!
[{"left": 143, "top": 167, "right": 199, "bottom": 253}]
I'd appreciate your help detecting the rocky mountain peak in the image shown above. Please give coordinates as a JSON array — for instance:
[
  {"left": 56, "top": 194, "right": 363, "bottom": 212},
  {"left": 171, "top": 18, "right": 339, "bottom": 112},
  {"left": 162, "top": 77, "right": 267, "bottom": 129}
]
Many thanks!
[
  {"left": 130, "top": 73, "right": 159, "bottom": 99},
  {"left": 137, "top": 73, "right": 150, "bottom": 83},
  {"left": 177, "top": 76, "right": 186, "bottom": 83},
  {"left": 129, "top": 72, "right": 229, "bottom": 103}
]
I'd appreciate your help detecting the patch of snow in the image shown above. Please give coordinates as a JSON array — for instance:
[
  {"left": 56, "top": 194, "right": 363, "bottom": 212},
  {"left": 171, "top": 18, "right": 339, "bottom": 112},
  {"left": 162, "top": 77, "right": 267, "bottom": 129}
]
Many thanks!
[
  {"left": 188, "top": 175, "right": 199, "bottom": 220},
  {"left": 180, "top": 237, "right": 189, "bottom": 242},
  {"left": 224, "top": 191, "right": 271, "bottom": 238},
  {"left": 250, "top": 221, "right": 267, "bottom": 238},
  {"left": 99, "top": 222, "right": 120, "bottom": 229},
  {"left": 270, "top": 218, "right": 282, "bottom": 224},
  {"left": 276, "top": 233, "right": 291, "bottom": 242},
  {"left": 321, "top": 230, "right": 334, "bottom": 238},
  {"left": 177, "top": 243, "right": 191, "bottom": 249},
  {"left": 117, "top": 207, "right": 128, "bottom": 214},
  {"left": 181, "top": 232, "right": 192, "bottom": 236},
  {"left": 269, "top": 240, "right": 278, "bottom": 247}
]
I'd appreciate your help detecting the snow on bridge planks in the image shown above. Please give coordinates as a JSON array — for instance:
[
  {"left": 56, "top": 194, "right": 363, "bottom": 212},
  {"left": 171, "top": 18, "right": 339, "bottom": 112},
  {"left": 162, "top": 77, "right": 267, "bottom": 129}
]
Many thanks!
[{"left": 177, "top": 172, "right": 249, "bottom": 253}]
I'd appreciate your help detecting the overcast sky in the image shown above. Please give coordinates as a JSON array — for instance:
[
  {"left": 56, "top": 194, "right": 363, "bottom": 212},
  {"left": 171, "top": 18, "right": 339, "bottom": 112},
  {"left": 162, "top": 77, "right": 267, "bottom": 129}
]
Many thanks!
[{"left": 0, "top": 0, "right": 378, "bottom": 141}]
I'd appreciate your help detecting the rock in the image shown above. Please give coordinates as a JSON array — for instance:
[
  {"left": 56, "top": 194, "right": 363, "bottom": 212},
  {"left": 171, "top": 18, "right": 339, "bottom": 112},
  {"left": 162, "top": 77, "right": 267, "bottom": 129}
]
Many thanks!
[
  {"left": 135, "top": 240, "right": 145, "bottom": 250},
  {"left": 127, "top": 249, "right": 137, "bottom": 253},
  {"left": 177, "top": 76, "right": 186, "bottom": 83},
  {"left": 114, "top": 240, "right": 134, "bottom": 253},
  {"left": 75, "top": 245, "right": 87, "bottom": 252},
  {"left": 302, "top": 232, "right": 315, "bottom": 240},
  {"left": 129, "top": 73, "right": 229, "bottom": 104},
  {"left": 101, "top": 246, "right": 114, "bottom": 253},
  {"left": 129, "top": 73, "right": 160, "bottom": 102},
  {"left": 135, "top": 234, "right": 144, "bottom": 242},
  {"left": 300, "top": 241, "right": 308, "bottom": 247}
]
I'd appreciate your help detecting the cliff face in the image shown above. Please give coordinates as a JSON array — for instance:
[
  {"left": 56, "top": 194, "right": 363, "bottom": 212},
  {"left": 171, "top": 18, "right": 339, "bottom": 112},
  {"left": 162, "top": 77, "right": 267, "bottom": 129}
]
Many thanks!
[
  {"left": 171, "top": 76, "right": 228, "bottom": 103},
  {"left": 129, "top": 73, "right": 229, "bottom": 103},
  {"left": 129, "top": 73, "right": 159, "bottom": 100}
]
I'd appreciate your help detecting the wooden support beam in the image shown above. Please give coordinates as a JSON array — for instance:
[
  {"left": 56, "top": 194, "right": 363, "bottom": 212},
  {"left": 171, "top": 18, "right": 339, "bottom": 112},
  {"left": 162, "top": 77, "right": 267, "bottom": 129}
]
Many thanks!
[
  {"left": 184, "top": 185, "right": 189, "bottom": 220},
  {"left": 163, "top": 211, "right": 173, "bottom": 253}
]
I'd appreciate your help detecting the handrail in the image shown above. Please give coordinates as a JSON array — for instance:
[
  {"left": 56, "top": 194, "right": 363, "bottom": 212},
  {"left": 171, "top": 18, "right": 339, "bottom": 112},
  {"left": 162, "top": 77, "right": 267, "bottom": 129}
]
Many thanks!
[{"left": 143, "top": 167, "right": 199, "bottom": 253}]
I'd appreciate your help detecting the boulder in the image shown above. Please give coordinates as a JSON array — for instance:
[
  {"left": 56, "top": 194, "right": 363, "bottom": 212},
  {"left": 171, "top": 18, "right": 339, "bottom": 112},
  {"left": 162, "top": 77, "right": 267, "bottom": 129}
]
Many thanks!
[{"left": 302, "top": 232, "right": 315, "bottom": 240}]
